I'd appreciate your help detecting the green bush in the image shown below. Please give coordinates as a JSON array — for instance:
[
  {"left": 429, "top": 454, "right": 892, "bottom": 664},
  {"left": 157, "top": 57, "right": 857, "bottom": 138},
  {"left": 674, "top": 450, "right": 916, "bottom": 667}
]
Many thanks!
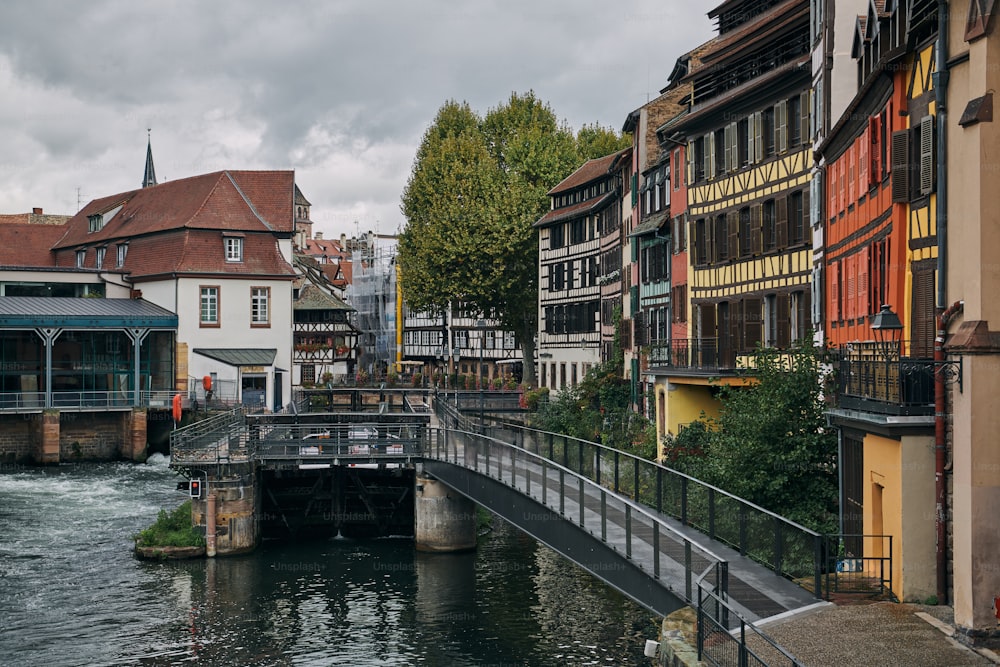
[{"left": 135, "top": 500, "right": 205, "bottom": 548}]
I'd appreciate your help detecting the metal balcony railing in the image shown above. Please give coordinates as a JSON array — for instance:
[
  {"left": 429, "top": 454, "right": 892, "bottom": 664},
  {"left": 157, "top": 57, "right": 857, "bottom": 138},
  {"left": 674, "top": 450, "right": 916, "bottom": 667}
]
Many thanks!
[
  {"left": 648, "top": 338, "right": 740, "bottom": 372},
  {"left": 835, "top": 343, "right": 939, "bottom": 416}
]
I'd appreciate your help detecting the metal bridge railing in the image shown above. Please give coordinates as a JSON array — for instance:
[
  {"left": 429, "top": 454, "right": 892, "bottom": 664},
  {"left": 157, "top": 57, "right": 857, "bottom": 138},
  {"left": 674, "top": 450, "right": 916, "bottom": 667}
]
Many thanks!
[
  {"left": 170, "top": 407, "right": 248, "bottom": 465},
  {"left": 425, "top": 426, "right": 728, "bottom": 606},
  {"left": 477, "top": 422, "right": 823, "bottom": 591}
]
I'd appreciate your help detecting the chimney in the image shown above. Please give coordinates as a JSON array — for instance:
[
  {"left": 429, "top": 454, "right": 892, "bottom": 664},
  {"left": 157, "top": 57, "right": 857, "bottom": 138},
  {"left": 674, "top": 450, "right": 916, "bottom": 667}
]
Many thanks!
[
  {"left": 32, "top": 207, "right": 42, "bottom": 215},
  {"left": 315, "top": 231, "right": 323, "bottom": 240}
]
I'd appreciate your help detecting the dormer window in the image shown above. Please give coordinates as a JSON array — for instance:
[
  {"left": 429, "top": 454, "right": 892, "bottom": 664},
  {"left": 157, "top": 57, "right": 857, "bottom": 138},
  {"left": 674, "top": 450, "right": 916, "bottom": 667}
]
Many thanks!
[
  {"left": 224, "top": 236, "right": 243, "bottom": 262},
  {"left": 88, "top": 214, "right": 103, "bottom": 233}
]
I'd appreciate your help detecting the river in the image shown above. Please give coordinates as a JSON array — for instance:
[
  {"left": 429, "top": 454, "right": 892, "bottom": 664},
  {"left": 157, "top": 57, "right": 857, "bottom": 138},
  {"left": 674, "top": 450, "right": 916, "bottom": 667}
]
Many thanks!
[{"left": 0, "top": 456, "right": 658, "bottom": 666}]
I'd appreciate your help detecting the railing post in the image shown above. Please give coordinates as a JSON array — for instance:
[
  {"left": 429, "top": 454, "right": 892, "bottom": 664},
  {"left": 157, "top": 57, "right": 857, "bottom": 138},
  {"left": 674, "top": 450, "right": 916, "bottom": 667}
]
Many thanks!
[
  {"left": 696, "top": 584, "right": 704, "bottom": 660},
  {"left": 633, "top": 456, "right": 639, "bottom": 501},
  {"left": 814, "top": 534, "right": 823, "bottom": 600},
  {"left": 578, "top": 440, "right": 584, "bottom": 475},
  {"left": 685, "top": 542, "right": 692, "bottom": 601},
  {"left": 681, "top": 477, "right": 688, "bottom": 526},
  {"left": 559, "top": 470, "right": 565, "bottom": 516},
  {"left": 578, "top": 477, "right": 585, "bottom": 528},
  {"left": 542, "top": 460, "right": 547, "bottom": 507},
  {"left": 601, "top": 491, "right": 607, "bottom": 542},
  {"left": 773, "top": 518, "right": 784, "bottom": 577},
  {"left": 625, "top": 505, "right": 632, "bottom": 559},
  {"left": 656, "top": 466, "right": 663, "bottom": 514},
  {"left": 525, "top": 452, "right": 531, "bottom": 497},
  {"left": 596, "top": 447, "right": 602, "bottom": 487},
  {"left": 614, "top": 451, "right": 620, "bottom": 494},
  {"left": 739, "top": 622, "right": 748, "bottom": 667},
  {"left": 548, "top": 432, "right": 554, "bottom": 461},
  {"left": 708, "top": 488, "right": 716, "bottom": 540},
  {"left": 653, "top": 523, "right": 660, "bottom": 579},
  {"left": 738, "top": 503, "right": 747, "bottom": 556}
]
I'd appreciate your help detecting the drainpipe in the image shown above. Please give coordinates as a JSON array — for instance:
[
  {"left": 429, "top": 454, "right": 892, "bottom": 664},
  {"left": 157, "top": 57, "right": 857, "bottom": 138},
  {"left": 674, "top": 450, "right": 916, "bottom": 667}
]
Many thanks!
[{"left": 932, "top": 0, "right": 951, "bottom": 605}]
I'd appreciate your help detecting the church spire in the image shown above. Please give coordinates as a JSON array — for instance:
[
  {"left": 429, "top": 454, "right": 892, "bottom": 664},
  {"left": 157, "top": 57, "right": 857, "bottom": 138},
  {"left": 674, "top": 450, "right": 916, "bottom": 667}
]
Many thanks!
[{"left": 142, "top": 129, "right": 157, "bottom": 188}]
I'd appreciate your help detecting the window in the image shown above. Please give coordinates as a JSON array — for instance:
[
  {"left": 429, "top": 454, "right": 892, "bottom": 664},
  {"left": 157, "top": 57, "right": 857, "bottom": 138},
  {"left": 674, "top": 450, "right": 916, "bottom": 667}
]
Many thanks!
[
  {"left": 549, "top": 224, "right": 565, "bottom": 249},
  {"left": 673, "top": 149, "right": 681, "bottom": 190},
  {"left": 570, "top": 218, "right": 587, "bottom": 245},
  {"left": 739, "top": 208, "right": 751, "bottom": 257},
  {"left": 88, "top": 214, "right": 103, "bottom": 233},
  {"left": 693, "top": 137, "right": 706, "bottom": 182},
  {"left": 301, "top": 364, "right": 315, "bottom": 385},
  {"left": 789, "top": 190, "right": 806, "bottom": 245},
  {"left": 76, "top": 250, "right": 86, "bottom": 268},
  {"left": 694, "top": 218, "right": 707, "bottom": 265},
  {"left": 95, "top": 247, "right": 106, "bottom": 268},
  {"left": 225, "top": 237, "right": 243, "bottom": 262},
  {"left": 789, "top": 94, "right": 802, "bottom": 146},
  {"left": 200, "top": 286, "right": 219, "bottom": 326},
  {"left": 763, "top": 200, "right": 777, "bottom": 250},
  {"left": 737, "top": 118, "right": 750, "bottom": 167},
  {"left": 251, "top": 287, "right": 270, "bottom": 326},
  {"left": 763, "top": 107, "right": 775, "bottom": 157},
  {"left": 715, "top": 214, "right": 729, "bottom": 262},
  {"left": 116, "top": 244, "right": 128, "bottom": 267}
]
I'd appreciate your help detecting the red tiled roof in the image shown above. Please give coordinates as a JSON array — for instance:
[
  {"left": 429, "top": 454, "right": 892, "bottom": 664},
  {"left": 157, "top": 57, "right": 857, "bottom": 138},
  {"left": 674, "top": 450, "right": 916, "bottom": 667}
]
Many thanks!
[
  {"left": 0, "top": 223, "right": 67, "bottom": 267},
  {"left": 547, "top": 148, "right": 630, "bottom": 195},
  {"left": 534, "top": 192, "right": 616, "bottom": 228},
  {"left": 53, "top": 170, "right": 295, "bottom": 250},
  {"left": 53, "top": 229, "right": 296, "bottom": 279}
]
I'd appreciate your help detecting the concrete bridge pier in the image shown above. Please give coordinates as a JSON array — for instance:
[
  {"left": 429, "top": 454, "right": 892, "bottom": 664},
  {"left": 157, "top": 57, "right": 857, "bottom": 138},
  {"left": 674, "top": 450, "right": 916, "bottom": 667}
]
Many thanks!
[
  {"left": 414, "top": 472, "right": 477, "bottom": 552},
  {"left": 190, "top": 470, "right": 258, "bottom": 555}
]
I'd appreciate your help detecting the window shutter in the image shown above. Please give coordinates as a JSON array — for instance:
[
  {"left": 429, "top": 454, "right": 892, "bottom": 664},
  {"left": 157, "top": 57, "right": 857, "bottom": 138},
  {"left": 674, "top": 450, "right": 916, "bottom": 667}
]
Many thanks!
[
  {"left": 706, "top": 133, "right": 715, "bottom": 180},
  {"left": 845, "top": 253, "right": 857, "bottom": 321},
  {"left": 799, "top": 90, "right": 810, "bottom": 146},
  {"left": 919, "top": 115, "right": 935, "bottom": 195},
  {"left": 753, "top": 111, "right": 763, "bottom": 164},
  {"left": 728, "top": 211, "right": 739, "bottom": 259},
  {"left": 830, "top": 260, "right": 840, "bottom": 322},
  {"left": 724, "top": 123, "right": 734, "bottom": 173},
  {"left": 802, "top": 188, "right": 812, "bottom": 244},
  {"left": 839, "top": 158, "right": 847, "bottom": 212},
  {"left": 777, "top": 293, "right": 791, "bottom": 349},
  {"left": 687, "top": 141, "right": 695, "bottom": 185},
  {"left": 828, "top": 160, "right": 838, "bottom": 218},
  {"left": 775, "top": 196, "right": 788, "bottom": 248},
  {"left": 847, "top": 145, "right": 856, "bottom": 205},
  {"left": 776, "top": 100, "right": 788, "bottom": 153},
  {"left": 911, "top": 268, "right": 935, "bottom": 357},
  {"left": 706, "top": 215, "right": 715, "bottom": 264},
  {"left": 812, "top": 266, "right": 822, "bottom": 326},
  {"left": 810, "top": 171, "right": 822, "bottom": 230},
  {"left": 857, "top": 245, "right": 870, "bottom": 320},
  {"left": 750, "top": 204, "right": 762, "bottom": 254},
  {"left": 689, "top": 217, "right": 697, "bottom": 260},
  {"left": 869, "top": 115, "right": 881, "bottom": 187},
  {"left": 859, "top": 125, "right": 870, "bottom": 192},
  {"left": 891, "top": 129, "right": 910, "bottom": 202}
]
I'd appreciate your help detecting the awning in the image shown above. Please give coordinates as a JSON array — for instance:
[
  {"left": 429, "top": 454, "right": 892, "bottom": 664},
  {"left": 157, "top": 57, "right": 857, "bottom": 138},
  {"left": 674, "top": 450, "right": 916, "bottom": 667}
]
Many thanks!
[{"left": 193, "top": 348, "right": 277, "bottom": 367}]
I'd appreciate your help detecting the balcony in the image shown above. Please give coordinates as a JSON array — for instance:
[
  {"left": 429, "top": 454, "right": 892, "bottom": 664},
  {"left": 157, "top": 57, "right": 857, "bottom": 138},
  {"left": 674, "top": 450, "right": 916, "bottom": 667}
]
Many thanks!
[
  {"left": 648, "top": 338, "right": 740, "bottom": 374},
  {"left": 835, "top": 342, "right": 937, "bottom": 417}
]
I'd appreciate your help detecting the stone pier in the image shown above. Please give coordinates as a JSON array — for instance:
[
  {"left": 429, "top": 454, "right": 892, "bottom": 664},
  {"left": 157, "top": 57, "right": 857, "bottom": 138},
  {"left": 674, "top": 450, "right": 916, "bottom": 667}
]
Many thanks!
[
  {"left": 414, "top": 473, "right": 477, "bottom": 552},
  {"left": 190, "top": 470, "right": 258, "bottom": 556}
]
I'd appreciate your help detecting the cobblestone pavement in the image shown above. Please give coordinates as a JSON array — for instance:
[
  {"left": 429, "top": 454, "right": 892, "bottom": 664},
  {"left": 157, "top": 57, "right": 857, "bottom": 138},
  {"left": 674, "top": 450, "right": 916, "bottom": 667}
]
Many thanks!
[{"left": 752, "top": 601, "right": 1000, "bottom": 667}]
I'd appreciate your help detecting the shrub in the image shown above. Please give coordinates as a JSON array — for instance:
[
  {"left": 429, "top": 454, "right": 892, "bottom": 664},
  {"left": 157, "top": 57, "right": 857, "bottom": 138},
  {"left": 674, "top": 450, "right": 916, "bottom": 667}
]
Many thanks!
[{"left": 135, "top": 500, "right": 205, "bottom": 548}]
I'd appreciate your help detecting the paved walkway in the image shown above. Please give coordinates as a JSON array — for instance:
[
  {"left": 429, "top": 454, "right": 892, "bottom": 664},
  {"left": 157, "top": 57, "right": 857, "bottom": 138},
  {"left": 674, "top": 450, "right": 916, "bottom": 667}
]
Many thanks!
[{"left": 749, "top": 601, "right": 1000, "bottom": 666}]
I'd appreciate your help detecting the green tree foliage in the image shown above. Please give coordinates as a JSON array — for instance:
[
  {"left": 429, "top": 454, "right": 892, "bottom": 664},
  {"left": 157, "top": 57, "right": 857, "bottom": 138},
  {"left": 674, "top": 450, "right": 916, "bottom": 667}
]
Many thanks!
[
  {"left": 533, "top": 361, "right": 657, "bottom": 460},
  {"left": 576, "top": 122, "right": 632, "bottom": 161},
  {"left": 665, "top": 342, "right": 838, "bottom": 533},
  {"left": 400, "top": 93, "right": 598, "bottom": 386}
]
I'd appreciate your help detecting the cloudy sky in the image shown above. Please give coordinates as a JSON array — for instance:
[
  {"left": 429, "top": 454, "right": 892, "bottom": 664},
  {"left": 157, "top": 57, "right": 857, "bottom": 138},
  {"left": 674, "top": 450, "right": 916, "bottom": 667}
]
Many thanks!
[{"left": 0, "top": 1, "right": 714, "bottom": 240}]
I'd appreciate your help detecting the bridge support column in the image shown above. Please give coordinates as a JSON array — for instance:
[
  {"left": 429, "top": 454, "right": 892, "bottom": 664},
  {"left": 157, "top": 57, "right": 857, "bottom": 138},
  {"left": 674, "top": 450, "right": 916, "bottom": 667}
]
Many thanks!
[
  {"left": 414, "top": 473, "right": 477, "bottom": 552},
  {"left": 191, "top": 471, "right": 258, "bottom": 555}
]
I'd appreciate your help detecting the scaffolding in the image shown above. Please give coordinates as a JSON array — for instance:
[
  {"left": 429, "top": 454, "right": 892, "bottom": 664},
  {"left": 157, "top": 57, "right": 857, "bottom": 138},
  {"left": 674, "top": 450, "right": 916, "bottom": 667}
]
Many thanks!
[{"left": 345, "top": 238, "right": 398, "bottom": 379}]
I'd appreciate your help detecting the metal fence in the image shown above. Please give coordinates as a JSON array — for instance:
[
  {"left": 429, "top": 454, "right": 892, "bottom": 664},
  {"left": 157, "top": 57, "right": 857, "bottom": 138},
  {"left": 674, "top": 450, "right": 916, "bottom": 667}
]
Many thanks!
[{"left": 170, "top": 407, "right": 249, "bottom": 465}]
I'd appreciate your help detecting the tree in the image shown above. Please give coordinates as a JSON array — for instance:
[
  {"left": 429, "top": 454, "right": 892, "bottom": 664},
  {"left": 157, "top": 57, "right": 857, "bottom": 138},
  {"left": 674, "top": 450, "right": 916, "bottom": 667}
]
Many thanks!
[
  {"left": 576, "top": 122, "right": 632, "bottom": 161},
  {"left": 665, "top": 342, "right": 838, "bottom": 533},
  {"left": 399, "top": 93, "right": 580, "bottom": 386}
]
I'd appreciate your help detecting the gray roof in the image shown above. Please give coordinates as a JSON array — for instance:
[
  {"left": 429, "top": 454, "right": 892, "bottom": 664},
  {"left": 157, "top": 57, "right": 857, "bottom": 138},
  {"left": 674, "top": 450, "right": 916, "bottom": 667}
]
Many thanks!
[
  {"left": 193, "top": 348, "right": 277, "bottom": 367},
  {"left": 628, "top": 210, "right": 670, "bottom": 238},
  {"left": 0, "top": 297, "right": 177, "bottom": 328},
  {"left": 294, "top": 283, "right": 352, "bottom": 311}
]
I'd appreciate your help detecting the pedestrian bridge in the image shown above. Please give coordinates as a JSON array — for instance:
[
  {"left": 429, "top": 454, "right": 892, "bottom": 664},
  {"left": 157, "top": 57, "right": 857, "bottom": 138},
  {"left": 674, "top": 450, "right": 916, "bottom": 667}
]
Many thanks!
[{"left": 170, "top": 394, "right": 877, "bottom": 666}]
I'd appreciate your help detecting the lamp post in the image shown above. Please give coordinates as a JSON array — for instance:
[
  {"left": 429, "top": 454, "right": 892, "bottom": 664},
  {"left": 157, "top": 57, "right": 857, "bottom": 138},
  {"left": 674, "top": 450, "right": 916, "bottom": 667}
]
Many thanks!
[{"left": 870, "top": 304, "right": 903, "bottom": 360}]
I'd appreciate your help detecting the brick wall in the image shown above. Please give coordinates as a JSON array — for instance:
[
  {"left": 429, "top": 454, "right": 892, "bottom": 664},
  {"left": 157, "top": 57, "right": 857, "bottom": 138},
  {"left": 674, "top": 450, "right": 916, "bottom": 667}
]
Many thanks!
[
  {"left": 0, "top": 414, "right": 34, "bottom": 463},
  {"left": 60, "top": 412, "right": 125, "bottom": 461}
]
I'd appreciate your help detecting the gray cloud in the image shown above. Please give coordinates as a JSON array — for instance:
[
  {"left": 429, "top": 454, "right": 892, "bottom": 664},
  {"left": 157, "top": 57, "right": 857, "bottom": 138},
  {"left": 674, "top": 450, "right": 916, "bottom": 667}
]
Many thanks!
[{"left": 0, "top": 0, "right": 712, "bottom": 237}]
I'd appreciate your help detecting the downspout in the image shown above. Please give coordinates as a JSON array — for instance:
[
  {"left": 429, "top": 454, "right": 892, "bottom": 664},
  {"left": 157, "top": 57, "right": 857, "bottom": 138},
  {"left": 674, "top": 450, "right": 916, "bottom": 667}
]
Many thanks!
[{"left": 933, "top": 0, "right": 951, "bottom": 604}]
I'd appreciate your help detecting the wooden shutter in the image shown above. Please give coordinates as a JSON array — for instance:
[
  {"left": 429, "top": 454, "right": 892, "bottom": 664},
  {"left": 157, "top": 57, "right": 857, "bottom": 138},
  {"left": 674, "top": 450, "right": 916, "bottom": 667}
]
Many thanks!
[
  {"left": 727, "top": 212, "right": 739, "bottom": 260},
  {"left": 777, "top": 293, "right": 791, "bottom": 349},
  {"left": 724, "top": 123, "right": 735, "bottom": 173},
  {"left": 689, "top": 217, "right": 698, "bottom": 262},
  {"left": 753, "top": 111, "right": 763, "bottom": 164},
  {"left": 799, "top": 90, "right": 810, "bottom": 146},
  {"left": 845, "top": 253, "right": 857, "bottom": 321},
  {"left": 920, "top": 115, "right": 935, "bottom": 195},
  {"left": 869, "top": 115, "right": 881, "bottom": 187},
  {"left": 847, "top": 145, "right": 856, "bottom": 205},
  {"left": 828, "top": 159, "right": 838, "bottom": 217},
  {"left": 776, "top": 196, "right": 788, "bottom": 248},
  {"left": 776, "top": 100, "right": 788, "bottom": 153},
  {"left": 857, "top": 245, "right": 870, "bottom": 319},
  {"left": 706, "top": 216, "right": 715, "bottom": 264},
  {"left": 706, "top": 133, "right": 715, "bottom": 180},
  {"left": 891, "top": 129, "right": 910, "bottom": 202},
  {"left": 744, "top": 298, "right": 763, "bottom": 351},
  {"left": 859, "top": 126, "right": 870, "bottom": 193},
  {"left": 830, "top": 260, "right": 841, "bottom": 323},
  {"left": 687, "top": 140, "right": 696, "bottom": 185},
  {"left": 911, "top": 268, "right": 935, "bottom": 357},
  {"left": 750, "top": 204, "right": 762, "bottom": 255}
]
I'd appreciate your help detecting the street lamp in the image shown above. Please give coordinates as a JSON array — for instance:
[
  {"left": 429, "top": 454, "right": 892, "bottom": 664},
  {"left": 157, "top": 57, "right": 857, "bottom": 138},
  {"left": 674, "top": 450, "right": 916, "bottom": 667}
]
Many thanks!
[{"left": 870, "top": 304, "right": 903, "bottom": 360}]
